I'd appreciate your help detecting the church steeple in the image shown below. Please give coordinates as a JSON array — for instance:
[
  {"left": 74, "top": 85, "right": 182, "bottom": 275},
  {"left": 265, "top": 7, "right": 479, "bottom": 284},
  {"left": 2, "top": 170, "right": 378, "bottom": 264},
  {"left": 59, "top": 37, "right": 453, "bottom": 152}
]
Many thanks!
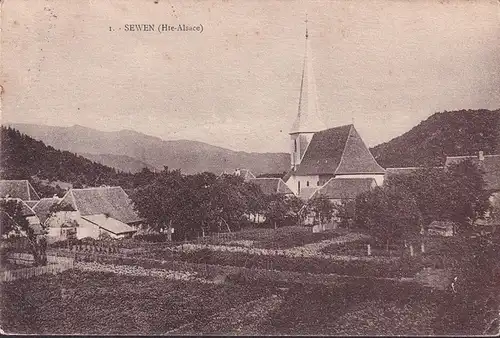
[{"left": 290, "top": 16, "right": 327, "bottom": 135}]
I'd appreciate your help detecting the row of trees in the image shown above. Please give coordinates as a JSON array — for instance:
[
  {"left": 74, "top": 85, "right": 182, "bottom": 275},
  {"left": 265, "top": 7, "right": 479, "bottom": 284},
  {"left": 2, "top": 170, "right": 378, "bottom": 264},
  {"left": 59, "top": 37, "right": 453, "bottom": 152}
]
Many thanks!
[
  {"left": 352, "top": 160, "right": 491, "bottom": 246},
  {"left": 129, "top": 168, "right": 310, "bottom": 240}
]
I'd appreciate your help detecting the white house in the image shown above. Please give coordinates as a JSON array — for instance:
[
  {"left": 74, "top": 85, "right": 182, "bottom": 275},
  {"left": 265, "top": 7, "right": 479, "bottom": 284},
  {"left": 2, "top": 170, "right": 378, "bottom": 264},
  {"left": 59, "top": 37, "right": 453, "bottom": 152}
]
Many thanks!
[{"left": 44, "top": 186, "right": 142, "bottom": 241}]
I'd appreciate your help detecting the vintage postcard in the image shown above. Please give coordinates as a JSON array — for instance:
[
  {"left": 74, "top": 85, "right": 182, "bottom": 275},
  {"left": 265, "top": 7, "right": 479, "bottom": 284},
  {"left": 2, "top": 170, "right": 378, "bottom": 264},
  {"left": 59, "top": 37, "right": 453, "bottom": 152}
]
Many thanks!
[{"left": 1, "top": 0, "right": 499, "bottom": 335}]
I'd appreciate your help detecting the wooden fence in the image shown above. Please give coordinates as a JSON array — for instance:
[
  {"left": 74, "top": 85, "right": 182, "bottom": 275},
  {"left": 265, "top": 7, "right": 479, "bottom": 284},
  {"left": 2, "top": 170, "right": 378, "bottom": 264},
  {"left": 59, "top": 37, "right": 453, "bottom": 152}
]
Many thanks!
[{"left": 1, "top": 253, "right": 74, "bottom": 283}]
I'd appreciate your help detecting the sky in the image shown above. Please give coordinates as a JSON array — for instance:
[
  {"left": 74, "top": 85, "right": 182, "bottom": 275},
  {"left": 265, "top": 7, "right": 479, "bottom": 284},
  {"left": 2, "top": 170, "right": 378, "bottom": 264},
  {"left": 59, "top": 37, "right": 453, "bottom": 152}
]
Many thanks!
[{"left": 1, "top": 0, "right": 500, "bottom": 153}]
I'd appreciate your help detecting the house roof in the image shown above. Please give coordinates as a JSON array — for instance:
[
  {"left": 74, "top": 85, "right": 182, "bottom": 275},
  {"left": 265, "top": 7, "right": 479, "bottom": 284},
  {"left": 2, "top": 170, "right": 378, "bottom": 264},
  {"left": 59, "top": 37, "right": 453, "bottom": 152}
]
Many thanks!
[
  {"left": 25, "top": 200, "right": 39, "bottom": 208},
  {"left": 311, "top": 177, "right": 376, "bottom": 200},
  {"left": 0, "top": 198, "right": 44, "bottom": 237},
  {"left": 59, "top": 186, "right": 143, "bottom": 224},
  {"left": 82, "top": 214, "right": 137, "bottom": 235},
  {"left": 298, "top": 187, "right": 319, "bottom": 200},
  {"left": 445, "top": 154, "right": 500, "bottom": 191},
  {"left": 235, "top": 169, "right": 256, "bottom": 181},
  {"left": 294, "top": 125, "right": 386, "bottom": 176},
  {"left": 248, "top": 178, "right": 294, "bottom": 195},
  {"left": 282, "top": 170, "right": 293, "bottom": 183},
  {"left": 32, "top": 197, "right": 61, "bottom": 224},
  {"left": 0, "top": 180, "right": 40, "bottom": 200}
]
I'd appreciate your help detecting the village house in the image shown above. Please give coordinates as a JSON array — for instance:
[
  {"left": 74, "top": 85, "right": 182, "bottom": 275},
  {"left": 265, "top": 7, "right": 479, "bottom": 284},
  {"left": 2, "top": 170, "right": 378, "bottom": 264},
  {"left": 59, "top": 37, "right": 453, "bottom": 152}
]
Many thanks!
[
  {"left": 247, "top": 178, "right": 294, "bottom": 196},
  {"left": 0, "top": 197, "right": 43, "bottom": 238},
  {"left": 0, "top": 180, "right": 40, "bottom": 203},
  {"left": 44, "top": 186, "right": 143, "bottom": 241},
  {"left": 233, "top": 168, "right": 256, "bottom": 181},
  {"left": 281, "top": 26, "right": 385, "bottom": 200}
]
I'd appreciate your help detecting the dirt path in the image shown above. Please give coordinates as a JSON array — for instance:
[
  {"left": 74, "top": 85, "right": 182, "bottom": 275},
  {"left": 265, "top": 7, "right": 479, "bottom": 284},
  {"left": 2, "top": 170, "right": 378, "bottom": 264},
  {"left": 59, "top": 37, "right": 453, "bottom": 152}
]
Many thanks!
[{"left": 167, "top": 294, "right": 284, "bottom": 335}]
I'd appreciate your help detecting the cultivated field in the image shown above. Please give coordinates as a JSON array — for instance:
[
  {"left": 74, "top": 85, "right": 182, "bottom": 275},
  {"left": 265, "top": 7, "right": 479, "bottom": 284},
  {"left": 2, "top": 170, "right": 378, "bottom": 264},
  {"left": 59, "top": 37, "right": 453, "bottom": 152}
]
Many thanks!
[{"left": 1, "top": 226, "right": 496, "bottom": 335}]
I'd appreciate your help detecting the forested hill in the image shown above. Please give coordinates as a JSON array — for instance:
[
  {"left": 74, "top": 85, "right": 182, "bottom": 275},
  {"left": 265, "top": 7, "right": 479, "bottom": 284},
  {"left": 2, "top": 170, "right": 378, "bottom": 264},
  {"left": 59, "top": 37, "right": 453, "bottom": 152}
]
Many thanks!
[
  {"left": 0, "top": 127, "right": 135, "bottom": 192},
  {"left": 371, "top": 109, "right": 500, "bottom": 168},
  {"left": 7, "top": 123, "right": 290, "bottom": 175}
]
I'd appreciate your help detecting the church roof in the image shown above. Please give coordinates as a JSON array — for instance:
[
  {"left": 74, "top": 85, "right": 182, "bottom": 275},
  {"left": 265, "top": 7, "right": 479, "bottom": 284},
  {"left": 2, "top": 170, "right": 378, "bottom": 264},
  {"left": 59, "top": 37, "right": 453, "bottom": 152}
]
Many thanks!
[
  {"left": 248, "top": 178, "right": 294, "bottom": 195},
  {"left": 294, "top": 124, "right": 386, "bottom": 176},
  {"left": 290, "top": 26, "right": 327, "bottom": 134},
  {"left": 311, "top": 177, "right": 376, "bottom": 200}
]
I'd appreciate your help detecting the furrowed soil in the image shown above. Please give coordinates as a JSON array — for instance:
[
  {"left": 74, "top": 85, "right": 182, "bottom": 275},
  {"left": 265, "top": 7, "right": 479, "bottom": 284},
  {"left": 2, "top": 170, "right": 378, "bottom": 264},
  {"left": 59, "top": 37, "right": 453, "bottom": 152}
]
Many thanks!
[{"left": 0, "top": 269, "right": 456, "bottom": 335}]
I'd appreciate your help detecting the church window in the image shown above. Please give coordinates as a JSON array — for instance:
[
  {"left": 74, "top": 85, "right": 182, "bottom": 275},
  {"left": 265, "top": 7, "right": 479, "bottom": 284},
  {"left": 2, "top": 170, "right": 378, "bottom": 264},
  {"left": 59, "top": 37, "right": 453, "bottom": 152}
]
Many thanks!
[
  {"left": 298, "top": 181, "right": 300, "bottom": 193},
  {"left": 307, "top": 181, "right": 309, "bottom": 187},
  {"left": 294, "top": 139, "right": 297, "bottom": 152},
  {"left": 317, "top": 181, "right": 320, "bottom": 186}
]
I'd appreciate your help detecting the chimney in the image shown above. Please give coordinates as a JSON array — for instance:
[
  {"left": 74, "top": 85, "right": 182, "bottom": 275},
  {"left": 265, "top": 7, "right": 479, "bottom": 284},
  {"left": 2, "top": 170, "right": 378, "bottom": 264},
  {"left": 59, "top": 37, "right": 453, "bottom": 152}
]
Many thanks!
[{"left": 479, "top": 151, "right": 484, "bottom": 161}]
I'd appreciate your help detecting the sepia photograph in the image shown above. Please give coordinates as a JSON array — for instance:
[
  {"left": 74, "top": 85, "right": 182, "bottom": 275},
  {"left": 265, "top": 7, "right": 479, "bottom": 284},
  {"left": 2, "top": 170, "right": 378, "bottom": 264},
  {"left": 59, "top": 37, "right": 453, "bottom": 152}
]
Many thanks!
[{"left": 0, "top": 0, "right": 499, "bottom": 335}]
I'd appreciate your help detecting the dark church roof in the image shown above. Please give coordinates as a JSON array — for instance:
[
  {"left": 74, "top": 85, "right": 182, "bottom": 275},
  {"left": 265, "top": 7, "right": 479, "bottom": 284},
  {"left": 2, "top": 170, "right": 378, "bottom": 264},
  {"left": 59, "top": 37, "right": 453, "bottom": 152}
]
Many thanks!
[
  {"left": 0, "top": 180, "right": 40, "bottom": 200},
  {"left": 248, "top": 178, "right": 294, "bottom": 195},
  {"left": 311, "top": 177, "right": 376, "bottom": 200},
  {"left": 294, "top": 125, "right": 386, "bottom": 176}
]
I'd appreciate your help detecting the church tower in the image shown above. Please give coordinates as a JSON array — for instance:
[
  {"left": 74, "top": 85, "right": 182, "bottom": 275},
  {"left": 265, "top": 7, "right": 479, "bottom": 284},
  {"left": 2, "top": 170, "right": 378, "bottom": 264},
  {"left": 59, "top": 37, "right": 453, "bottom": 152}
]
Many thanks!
[
  {"left": 284, "top": 18, "right": 385, "bottom": 198},
  {"left": 290, "top": 18, "right": 327, "bottom": 171}
]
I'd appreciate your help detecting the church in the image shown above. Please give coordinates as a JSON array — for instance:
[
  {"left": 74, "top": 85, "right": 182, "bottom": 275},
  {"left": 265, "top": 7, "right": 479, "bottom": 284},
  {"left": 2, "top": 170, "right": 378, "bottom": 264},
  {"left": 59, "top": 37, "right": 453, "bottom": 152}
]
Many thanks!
[{"left": 283, "top": 23, "right": 386, "bottom": 199}]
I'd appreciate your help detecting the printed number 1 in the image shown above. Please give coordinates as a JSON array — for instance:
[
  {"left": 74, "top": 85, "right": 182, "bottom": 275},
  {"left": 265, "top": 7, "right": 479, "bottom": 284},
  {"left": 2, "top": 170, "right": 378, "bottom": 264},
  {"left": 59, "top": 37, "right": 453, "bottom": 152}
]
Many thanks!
[{"left": 109, "top": 26, "right": 112, "bottom": 31}]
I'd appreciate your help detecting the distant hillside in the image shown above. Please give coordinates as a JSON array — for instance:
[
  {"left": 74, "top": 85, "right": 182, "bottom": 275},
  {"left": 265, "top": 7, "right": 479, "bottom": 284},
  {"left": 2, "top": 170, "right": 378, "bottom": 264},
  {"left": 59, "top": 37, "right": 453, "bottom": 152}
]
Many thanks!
[
  {"left": 0, "top": 127, "right": 133, "bottom": 190},
  {"left": 78, "top": 152, "right": 154, "bottom": 174},
  {"left": 7, "top": 123, "right": 290, "bottom": 175},
  {"left": 371, "top": 109, "right": 500, "bottom": 168}
]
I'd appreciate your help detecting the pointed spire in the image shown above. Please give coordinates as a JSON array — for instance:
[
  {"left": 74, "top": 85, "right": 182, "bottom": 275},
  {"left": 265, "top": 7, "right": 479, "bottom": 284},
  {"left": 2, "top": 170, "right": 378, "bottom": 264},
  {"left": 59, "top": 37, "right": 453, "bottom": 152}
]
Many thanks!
[{"left": 290, "top": 16, "right": 327, "bottom": 135}]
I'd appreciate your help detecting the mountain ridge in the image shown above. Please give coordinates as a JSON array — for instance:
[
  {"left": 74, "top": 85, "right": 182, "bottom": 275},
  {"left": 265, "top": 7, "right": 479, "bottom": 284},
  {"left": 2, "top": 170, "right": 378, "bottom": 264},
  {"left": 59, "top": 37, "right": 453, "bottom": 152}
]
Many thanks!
[
  {"left": 5, "top": 123, "right": 290, "bottom": 175},
  {"left": 371, "top": 109, "right": 500, "bottom": 167}
]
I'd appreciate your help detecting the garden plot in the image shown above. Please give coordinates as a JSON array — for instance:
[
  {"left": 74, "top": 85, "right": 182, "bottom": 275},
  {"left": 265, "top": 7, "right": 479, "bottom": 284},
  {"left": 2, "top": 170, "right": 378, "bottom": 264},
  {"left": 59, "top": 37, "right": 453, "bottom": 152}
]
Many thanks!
[
  {"left": 320, "top": 238, "right": 406, "bottom": 257},
  {"left": 168, "top": 294, "right": 284, "bottom": 335},
  {"left": 76, "top": 261, "right": 213, "bottom": 284},
  {"left": 169, "top": 232, "right": 394, "bottom": 263},
  {"left": 0, "top": 270, "right": 276, "bottom": 335},
  {"left": 256, "top": 279, "right": 443, "bottom": 336}
]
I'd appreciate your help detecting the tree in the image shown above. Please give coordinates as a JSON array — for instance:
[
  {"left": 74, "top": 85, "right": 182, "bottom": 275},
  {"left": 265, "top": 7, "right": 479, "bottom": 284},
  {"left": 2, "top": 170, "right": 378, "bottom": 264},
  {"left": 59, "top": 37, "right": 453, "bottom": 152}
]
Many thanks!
[
  {"left": 331, "top": 199, "right": 355, "bottom": 228},
  {"left": 384, "top": 160, "right": 490, "bottom": 235},
  {"left": 355, "top": 187, "right": 422, "bottom": 249},
  {"left": 263, "top": 194, "right": 288, "bottom": 229},
  {"left": 307, "top": 196, "right": 335, "bottom": 226},
  {"left": 444, "top": 160, "right": 490, "bottom": 233},
  {"left": 130, "top": 168, "right": 188, "bottom": 238},
  {"left": 283, "top": 195, "right": 305, "bottom": 226},
  {"left": 0, "top": 199, "right": 48, "bottom": 266}
]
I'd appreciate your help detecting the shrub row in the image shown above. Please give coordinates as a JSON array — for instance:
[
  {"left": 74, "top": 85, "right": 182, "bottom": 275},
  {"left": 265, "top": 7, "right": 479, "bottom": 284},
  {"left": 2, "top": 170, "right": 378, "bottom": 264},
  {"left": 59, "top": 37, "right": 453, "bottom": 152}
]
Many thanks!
[{"left": 141, "top": 247, "right": 428, "bottom": 278}]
